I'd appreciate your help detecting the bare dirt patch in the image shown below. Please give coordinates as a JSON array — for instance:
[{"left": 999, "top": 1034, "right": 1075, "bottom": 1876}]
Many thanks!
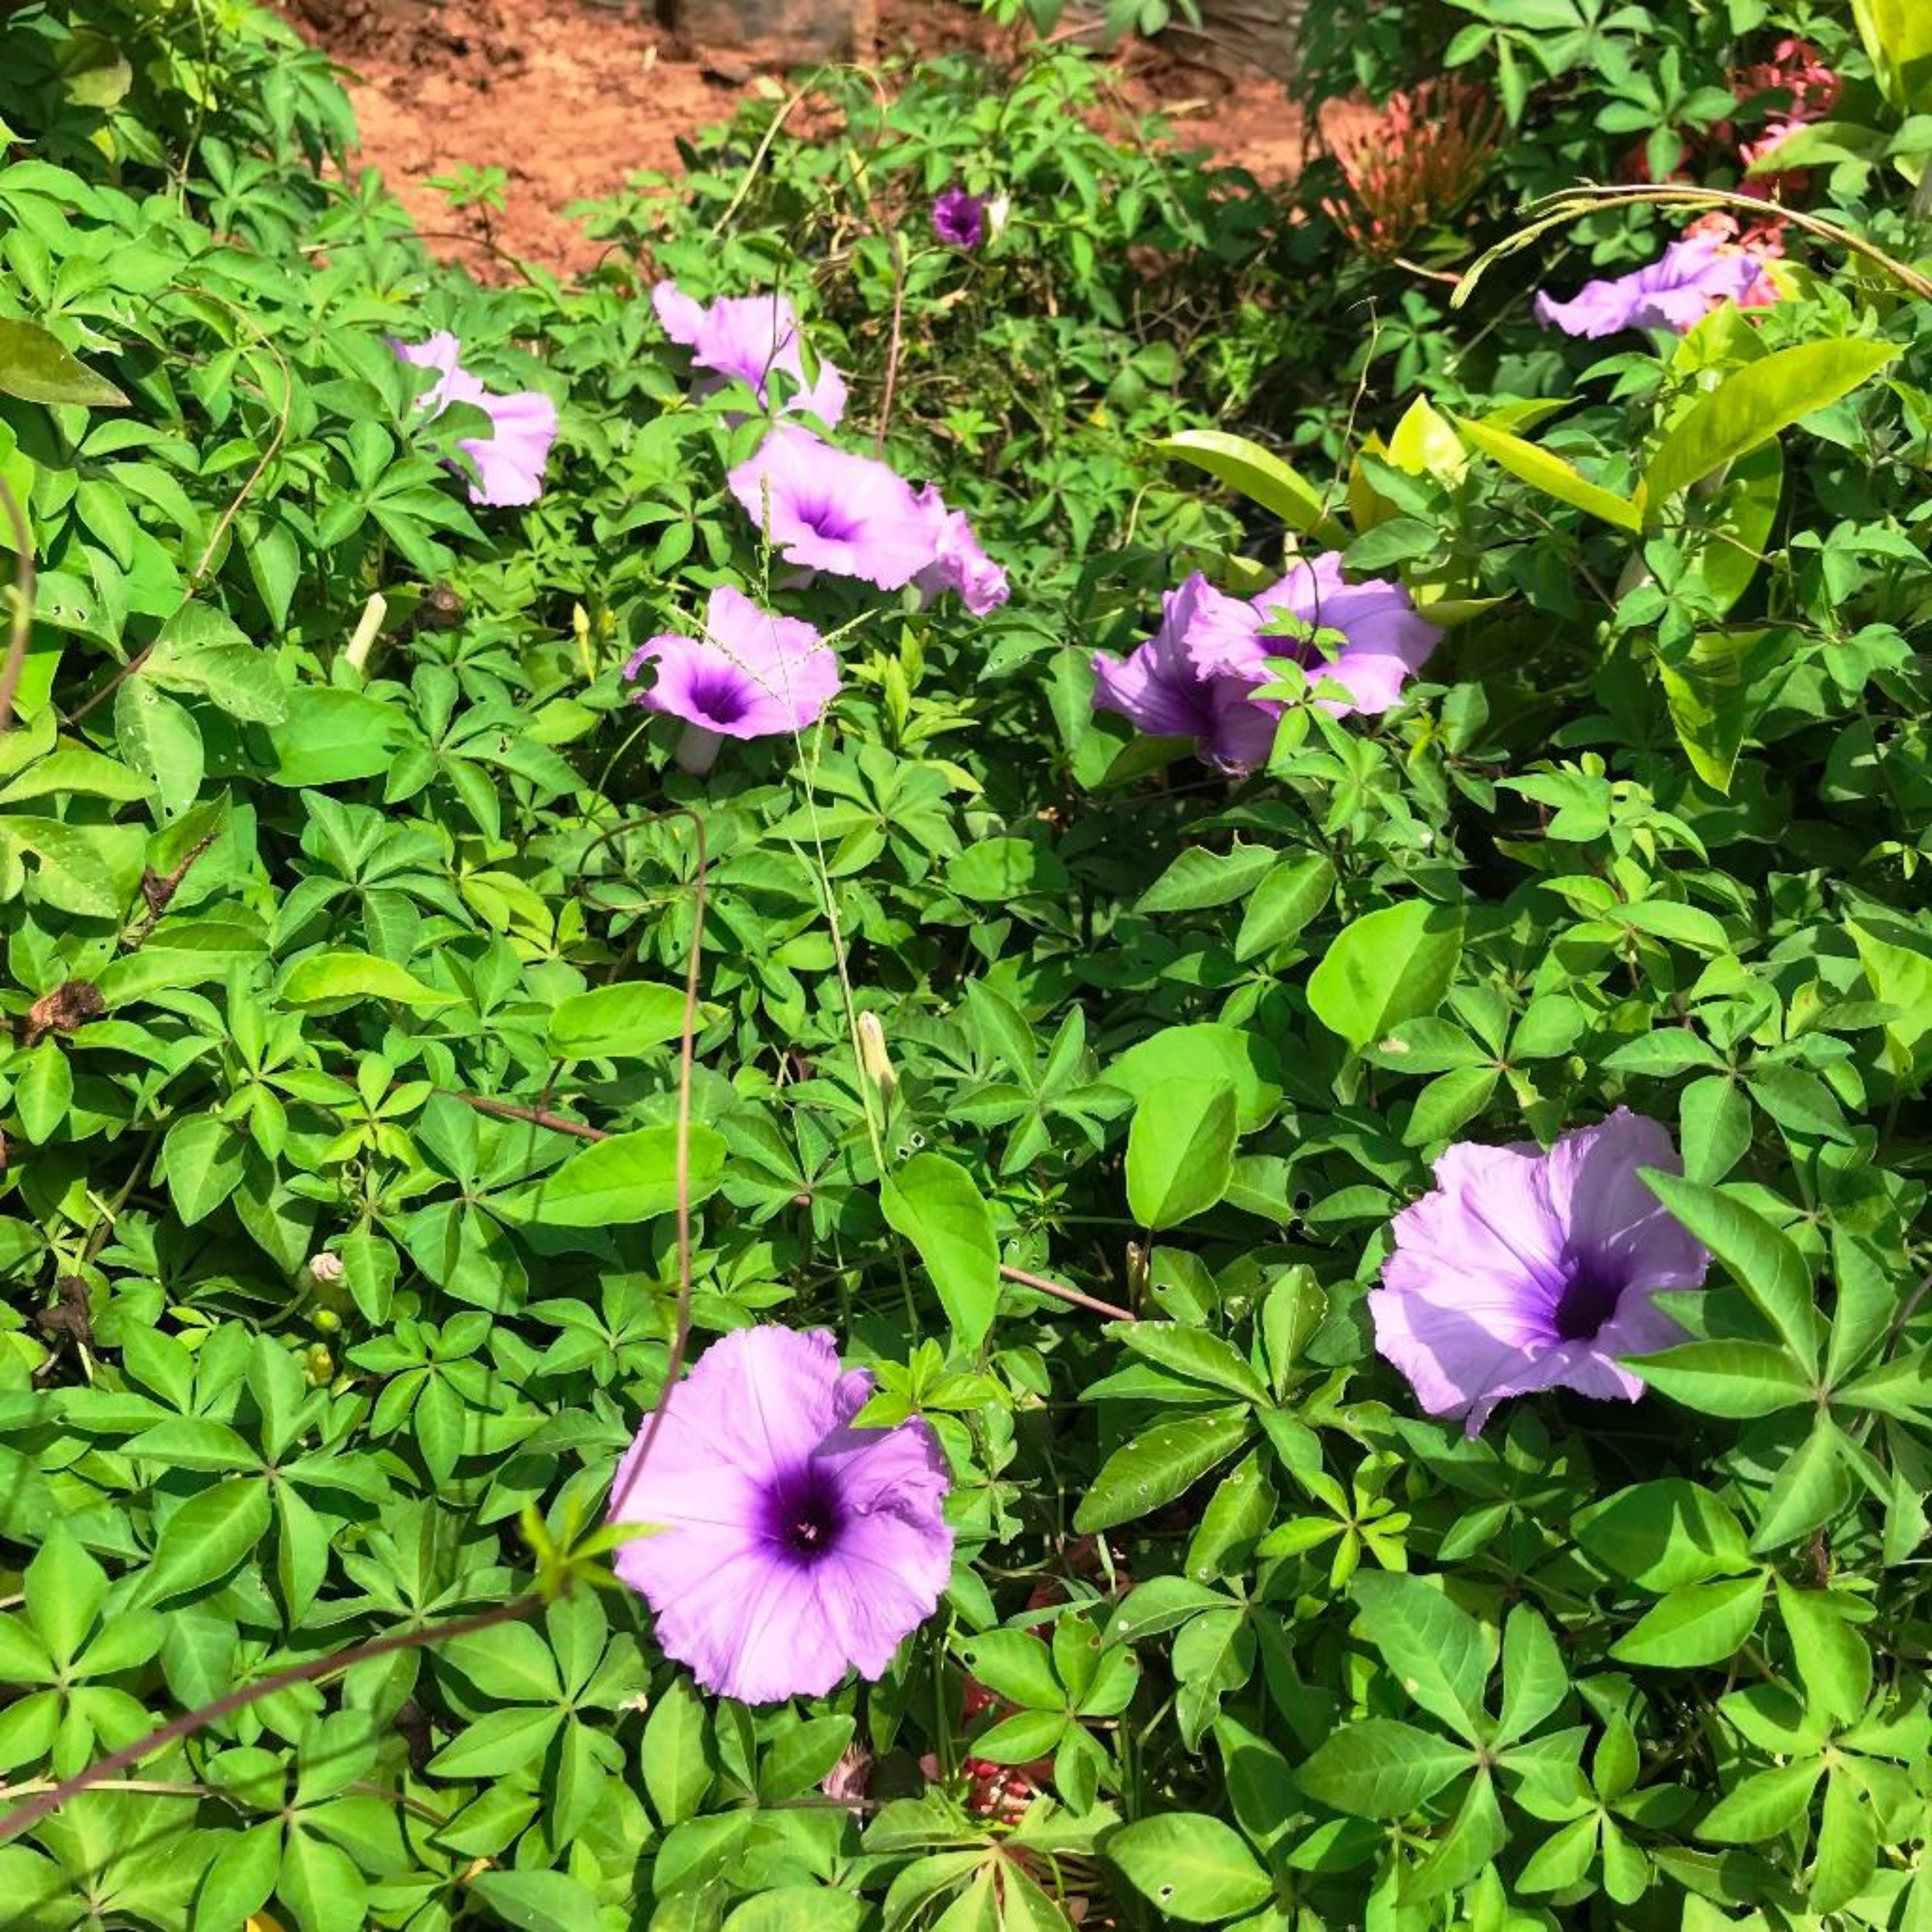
[{"left": 275, "top": 0, "right": 1305, "bottom": 277}]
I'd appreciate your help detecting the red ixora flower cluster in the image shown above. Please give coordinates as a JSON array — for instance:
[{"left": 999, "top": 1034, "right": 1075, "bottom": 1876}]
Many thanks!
[{"left": 1318, "top": 77, "right": 1504, "bottom": 259}]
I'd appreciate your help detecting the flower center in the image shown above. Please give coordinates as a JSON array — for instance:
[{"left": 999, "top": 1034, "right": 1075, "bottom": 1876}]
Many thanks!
[
  {"left": 688, "top": 667, "right": 751, "bottom": 726},
  {"left": 764, "top": 1467, "right": 846, "bottom": 1566},
  {"left": 1551, "top": 1250, "right": 1627, "bottom": 1342}
]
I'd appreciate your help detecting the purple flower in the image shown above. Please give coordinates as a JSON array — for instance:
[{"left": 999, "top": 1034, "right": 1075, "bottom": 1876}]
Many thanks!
[
  {"left": 606, "top": 1326, "right": 953, "bottom": 1705},
  {"left": 653, "top": 282, "right": 848, "bottom": 428},
  {"left": 394, "top": 333, "right": 558, "bottom": 507},
  {"left": 1092, "top": 559, "right": 1440, "bottom": 771},
  {"left": 1534, "top": 234, "right": 1763, "bottom": 338},
  {"left": 1248, "top": 552, "right": 1442, "bottom": 716},
  {"left": 1091, "top": 573, "right": 1282, "bottom": 772},
  {"left": 624, "top": 584, "right": 840, "bottom": 774},
  {"left": 933, "top": 186, "right": 986, "bottom": 250},
  {"left": 914, "top": 485, "right": 1009, "bottom": 614},
  {"left": 728, "top": 426, "right": 939, "bottom": 591},
  {"left": 1370, "top": 1109, "right": 1712, "bottom": 1437}
]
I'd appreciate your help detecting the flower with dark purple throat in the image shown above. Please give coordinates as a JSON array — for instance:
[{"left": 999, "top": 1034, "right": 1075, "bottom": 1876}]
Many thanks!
[
  {"left": 393, "top": 333, "right": 558, "bottom": 507},
  {"left": 624, "top": 585, "right": 840, "bottom": 775},
  {"left": 1370, "top": 1109, "right": 1711, "bottom": 1436},
  {"left": 606, "top": 1326, "right": 953, "bottom": 1704},
  {"left": 727, "top": 426, "right": 940, "bottom": 591},
  {"left": 652, "top": 281, "right": 848, "bottom": 428},
  {"left": 933, "top": 185, "right": 986, "bottom": 250}
]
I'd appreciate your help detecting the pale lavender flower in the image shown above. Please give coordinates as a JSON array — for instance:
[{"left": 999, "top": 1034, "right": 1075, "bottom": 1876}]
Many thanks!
[
  {"left": 913, "top": 485, "right": 1009, "bottom": 614},
  {"left": 653, "top": 282, "right": 848, "bottom": 428},
  {"left": 1534, "top": 234, "right": 1763, "bottom": 338},
  {"left": 625, "top": 584, "right": 839, "bottom": 774},
  {"left": 1247, "top": 552, "right": 1441, "bottom": 715},
  {"left": 1370, "top": 1109, "right": 1711, "bottom": 1436},
  {"left": 933, "top": 187, "right": 986, "bottom": 250},
  {"left": 606, "top": 1326, "right": 953, "bottom": 1705},
  {"left": 727, "top": 426, "right": 939, "bottom": 591},
  {"left": 394, "top": 333, "right": 558, "bottom": 507},
  {"left": 1091, "top": 573, "right": 1282, "bottom": 773}
]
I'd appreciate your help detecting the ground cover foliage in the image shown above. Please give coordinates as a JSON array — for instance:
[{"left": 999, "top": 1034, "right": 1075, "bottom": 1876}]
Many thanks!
[{"left": 1, "top": 1, "right": 1931, "bottom": 1929}]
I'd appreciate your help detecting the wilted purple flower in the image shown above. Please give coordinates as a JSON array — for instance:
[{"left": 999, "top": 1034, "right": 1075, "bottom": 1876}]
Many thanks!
[
  {"left": 1247, "top": 552, "right": 1441, "bottom": 716},
  {"left": 728, "top": 426, "right": 938, "bottom": 591},
  {"left": 607, "top": 1326, "right": 953, "bottom": 1705},
  {"left": 933, "top": 186, "right": 986, "bottom": 250},
  {"left": 1370, "top": 1109, "right": 1711, "bottom": 1437},
  {"left": 1534, "top": 233, "right": 1763, "bottom": 338},
  {"left": 1091, "top": 574, "right": 1283, "bottom": 773},
  {"left": 625, "top": 584, "right": 839, "bottom": 775},
  {"left": 653, "top": 281, "right": 848, "bottom": 428},
  {"left": 394, "top": 333, "right": 558, "bottom": 507},
  {"left": 914, "top": 485, "right": 1009, "bottom": 614}
]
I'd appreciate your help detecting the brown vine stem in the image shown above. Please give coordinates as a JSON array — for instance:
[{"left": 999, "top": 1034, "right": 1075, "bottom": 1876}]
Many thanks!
[
  {"left": 450, "top": 1092, "right": 607, "bottom": 1143},
  {"left": 0, "top": 472, "right": 34, "bottom": 737},
  {"left": 998, "top": 1264, "right": 1137, "bottom": 1324},
  {"left": 0, "top": 1598, "right": 536, "bottom": 1845}
]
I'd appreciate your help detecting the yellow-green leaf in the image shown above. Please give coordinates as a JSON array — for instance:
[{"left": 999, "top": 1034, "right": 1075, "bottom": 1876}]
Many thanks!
[
  {"left": 0, "top": 318, "right": 128, "bottom": 410},
  {"left": 1153, "top": 429, "right": 1348, "bottom": 543},
  {"left": 1452, "top": 412, "right": 1642, "bottom": 532}
]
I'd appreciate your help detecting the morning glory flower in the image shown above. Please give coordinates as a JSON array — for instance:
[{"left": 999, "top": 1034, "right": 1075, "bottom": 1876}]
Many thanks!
[
  {"left": 624, "top": 584, "right": 840, "bottom": 774},
  {"left": 728, "top": 426, "right": 939, "bottom": 590},
  {"left": 1534, "top": 233, "right": 1763, "bottom": 338},
  {"left": 914, "top": 485, "right": 1009, "bottom": 614},
  {"left": 653, "top": 282, "right": 848, "bottom": 428},
  {"left": 1091, "top": 573, "right": 1284, "bottom": 773},
  {"left": 393, "top": 333, "right": 558, "bottom": 507},
  {"left": 933, "top": 186, "right": 986, "bottom": 250},
  {"left": 1246, "top": 552, "right": 1442, "bottom": 716},
  {"left": 1370, "top": 1109, "right": 1711, "bottom": 1437},
  {"left": 606, "top": 1326, "right": 953, "bottom": 1705},
  {"left": 1092, "top": 560, "right": 1440, "bottom": 771}
]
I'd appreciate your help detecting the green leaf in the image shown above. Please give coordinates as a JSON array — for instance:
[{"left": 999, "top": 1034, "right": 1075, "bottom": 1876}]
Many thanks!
[
  {"left": 1610, "top": 1573, "right": 1767, "bottom": 1668},
  {"left": 1642, "top": 1172, "right": 1818, "bottom": 1372},
  {"left": 1295, "top": 1718, "right": 1472, "bottom": 1818},
  {"left": 1350, "top": 1574, "right": 1490, "bottom": 1741},
  {"left": 1575, "top": 1480, "right": 1753, "bottom": 1591},
  {"left": 1656, "top": 627, "right": 1787, "bottom": 796},
  {"left": 756, "top": 1715, "right": 854, "bottom": 1801},
  {"left": 280, "top": 951, "right": 456, "bottom": 1010},
  {"left": 1135, "top": 843, "right": 1281, "bottom": 915},
  {"left": 0, "top": 318, "right": 128, "bottom": 409},
  {"left": 1307, "top": 899, "right": 1464, "bottom": 1052},
  {"left": 1116, "top": 1323, "right": 1269, "bottom": 1404},
  {"left": 1233, "top": 854, "right": 1334, "bottom": 960},
  {"left": 1641, "top": 339, "right": 1899, "bottom": 518},
  {"left": 146, "top": 604, "right": 289, "bottom": 726},
  {"left": 1495, "top": 1606, "right": 1568, "bottom": 1747},
  {"left": 14, "top": 1039, "right": 72, "bottom": 1145},
  {"left": 114, "top": 679, "right": 204, "bottom": 821},
  {"left": 546, "top": 982, "right": 691, "bottom": 1058},
  {"left": 1074, "top": 1407, "right": 1252, "bottom": 1534},
  {"left": 1126, "top": 1078, "right": 1237, "bottom": 1229},
  {"left": 1404, "top": 1767, "right": 1507, "bottom": 1903},
  {"left": 1630, "top": 1340, "right": 1814, "bottom": 1416},
  {"left": 725, "top": 1888, "right": 868, "bottom": 1932},
  {"left": 266, "top": 686, "right": 397, "bottom": 782},
  {"left": 1850, "top": 0, "right": 1932, "bottom": 111},
  {"left": 945, "top": 837, "right": 1068, "bottom": 902},
  {"left": 1696, "top": 1757, "right": 1824, "bottom": 1843},
  {"left": 1107, "top": 1023, "right": 1281, "bottom": 1132},
  {"left": 1811, "top": 1765, "right": 1879, "bottom": 1914},
  {"left": 499, "top": 1124, "right": 726, "bottom": 1228},
  {"left": 879, "top": 1152, "right": 1000, "bottom": 1351},
  {"left": 1847, "top": 920, "right": 1932, "bottom": 1091},
  {"left": 1452, "top": 412, "right": 1641, "bottom": 531},
  {"left": 1751, "top": 1416, "right": 1851, "bottom": 1551},
  {"left": 1153, "top": 429, "right": 1347, "bottom": 543},
  {"left": 965, "top": 1631, "right": 1063, "bottom": 1710},
  {"left": 641, "top": 1675, "right": 712, "bottom": 1826},
  {"left": 160, "top": 1114, "right": 247, "bottom": 1226},
  {"left": 23, "top": 1529, "right": 105, "bottom": 1666},
  {"left": 467, "top": 1870, "right": 609, "bottom": 1932},
  {"left": 1775, "top": 1580, "right": 1872, "bottom": 1726},
  {"left": 1105, "top": 1811, "right": 1274, "bottom": 1925},
  {"left": 141, "top": 1480, "right": 272, "bottom": 1605}
]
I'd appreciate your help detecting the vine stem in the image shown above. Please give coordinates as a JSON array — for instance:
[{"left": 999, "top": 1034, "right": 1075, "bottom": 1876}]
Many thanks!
[{"left": 0, "top": 1598, "right": 537, "bottom": 1845}]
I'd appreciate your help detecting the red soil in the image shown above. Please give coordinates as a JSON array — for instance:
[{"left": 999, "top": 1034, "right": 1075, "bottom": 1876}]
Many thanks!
[{"left": 274, "top": 0, "right": 1305, "bottom": 276}]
